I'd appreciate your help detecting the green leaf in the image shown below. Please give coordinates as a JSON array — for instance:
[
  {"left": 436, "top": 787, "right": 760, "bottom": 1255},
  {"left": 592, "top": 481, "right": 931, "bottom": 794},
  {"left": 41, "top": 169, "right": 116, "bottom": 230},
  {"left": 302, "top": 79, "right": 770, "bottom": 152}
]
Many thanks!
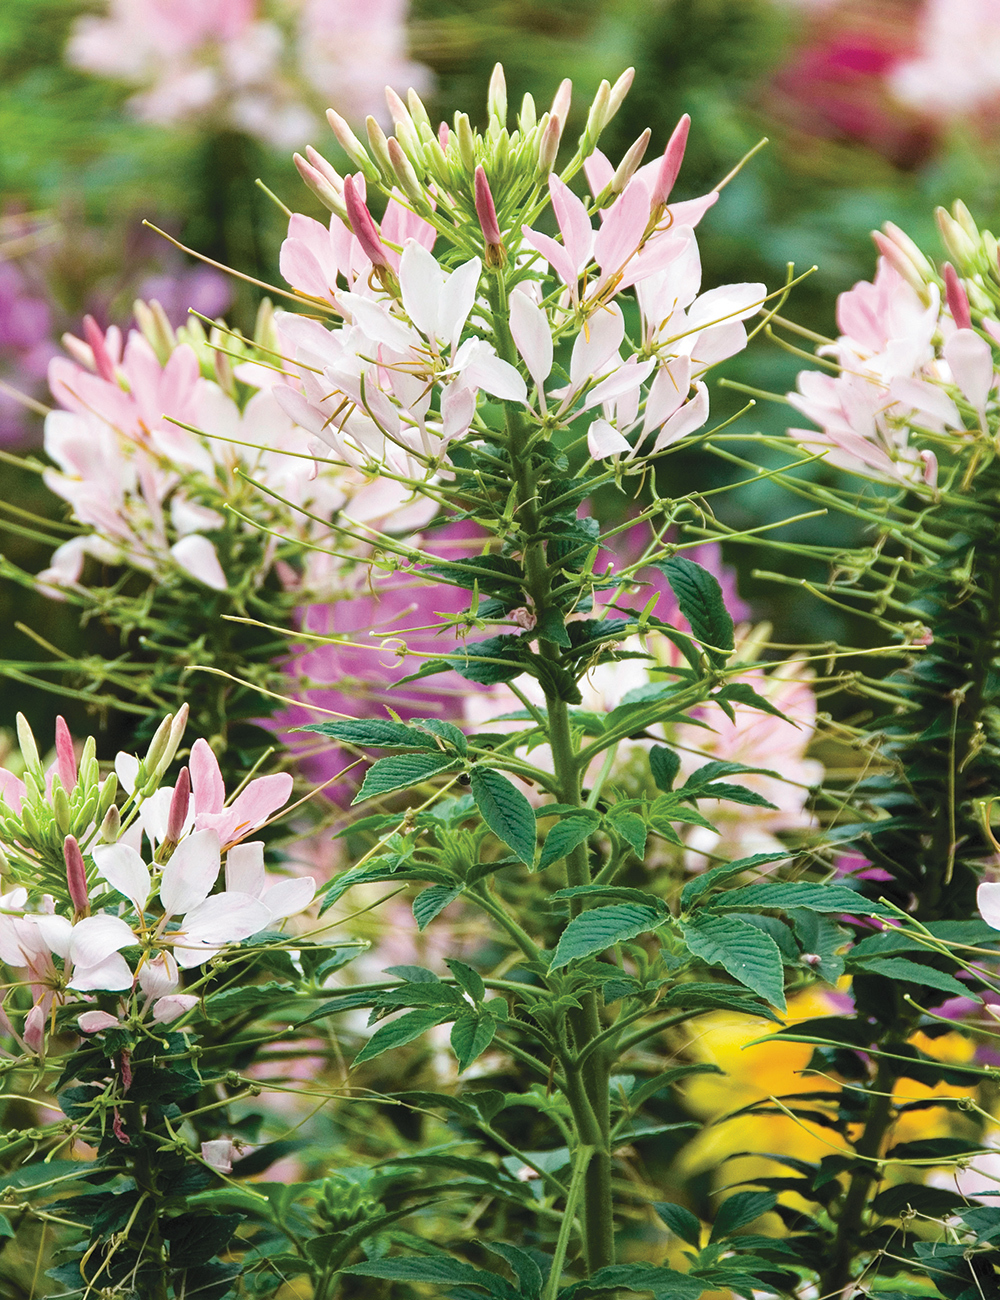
[
  {"left": 445, "top": 958, "right": 485, "bottom": 1003},
  {"left": 296, "top": 719, "right": 436, "bottom": 749},
  {"left": 413, "top": 718, "right": 468, "bottom": 754},
  {"left": 653, "top": 1201, "right": 702, "bottom": 1247},
  {"left": 470, "top": 767, "right": 537, "bottom": 865},
  {"left": 352, "top": 752, "right": 458, "bottom": 804},
  {"left": 0, "top": 1214, "right": 12, "bottom": 1239},
  {"left": 203, "top": 981, "right": 296, "bottom": 1022},
  {"left": 607, "top": 808, "right": 648, "bottom": 857},
  {"left": 162, "top": 1213, "right": 245, "bottom": 1268},
  {"left": 680, "top": 916, "right": 787, "bottom": 1012},
  {"left": 451, "top": 1012, "right": 497, "bottom": 1072},
  {"left": 413, "top": 886, "right": 461, "bottom": 931},
  {"left": 343, "top": 1256, "right": 519, "bottom": 1297},
  {"left": 680, "top": 852, "right": 792, "bottom": 907},
  {"left": 714, "top": 682, "right": 794, "bottom": 723},
  {"left": 715, "top": 883, "right": 892, "bottom": 915},
  {"left": 657, "top": 557, "right": 735, "bottom": 667},
  {"left": 710, "top": 1190, "right": 777, "bottom": 1240},
  {"left": 553, "top": 886, "right": 667, "bottom": 910},
  {"left": 661, "top": 982, "right": 782, "bottom": 1022},
  {"left": 565, "top": 1262, "right": 708, "bottom": 1299},
  {"left": 353, "top": 1008, "right": 451, "bottom": 1065},
  {"left": 385, "top": 964, "right": 440, "bottom": 982},
  {"left": 536, "top": 607, "right": 572, "bottom": 647},
  {"left": 550, "top": 904, "right": 663, "bottom": 970},
  {"left": 482, "top": 1242, "right": 544, "bottom": 1299},
  {"left": 539, "top": 810, "right": 600, "bottom": 868},
  {"left": 649, "top": 745, "right": 680, "bottom": 792},
  {"left": 849, "top": 956, "right": 970, "bottom": 999},
  {"left": 693, "top": 782, "right": 777, "bottom": 809}
]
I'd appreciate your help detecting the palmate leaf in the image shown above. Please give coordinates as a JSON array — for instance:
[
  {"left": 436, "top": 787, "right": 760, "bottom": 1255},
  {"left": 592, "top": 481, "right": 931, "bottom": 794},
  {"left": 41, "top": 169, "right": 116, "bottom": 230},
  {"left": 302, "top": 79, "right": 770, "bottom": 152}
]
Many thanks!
[
  {"left": 352, "top": 752, "right": 459, "bottom": 804},
  {"left": 470, "top": 767, "right": 537, "bottom": 865},
  {"left": 656, "top": 556, "right": 735, "bottom": 667},
  {"left": 680, "top": 915, "right": 787, "bottom": 1012},
  {"left": 550, "top": 904, "right": 663, "bottom": 970}
]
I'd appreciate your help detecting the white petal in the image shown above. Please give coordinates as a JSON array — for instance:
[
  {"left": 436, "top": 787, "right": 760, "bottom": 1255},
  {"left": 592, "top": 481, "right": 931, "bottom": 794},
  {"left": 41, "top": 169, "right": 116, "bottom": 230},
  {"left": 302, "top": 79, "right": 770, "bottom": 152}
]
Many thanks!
[
  {"left": 159, "top": 828, "right": 221, "bottom": 917},
  {"left": 115, "top": 752, "right": 139, "bottom": 795},
  {"left": 652, "top": 381, "right": 710, "bottom": 452},
  {"left": 68, "top": 914, "right": 136, "bottom": 967},
  {"left": 587, "top": 418, "right": 632, "bottom": 460},
  {"left": 945, "top": 329, "right": 995, "bottom": 409},
  {"left": 979, "top": 882, "right": 1000, "bottom": 931},
  {"left": 441, "top": 258, "right": 482, "bottom": 351},
  {"left": 181, "top": 892, "right": 271, "bottom": 946},
  {"left": 399, "top": 240, "right": 445, "bottom": 340},
  {"left": 582, "top": 357, "right": 655, "bottom": 411},
  {"left": 262, "top": 876, "right": 316, "bottom": 920},
  {"left": 171, "top": 535, "right": 228, "bottom": 592},
  {"left": 30, "top": 913, "right": 74, "bottom": 959},
  {"left": 78, "top": 1010, "right": 121, "bottom": 1032},
  {"left": 509, "top": 291, "right": 554, "bottom": 391},
  {"left": 138, "top": 951, "right": 180, "bottom": 998},
  {"left": 569, "top": 305, "right": 625, "bottom": 388},
  {"left": 93, "top": 843, "right": 151, "bottom": 911},
  {"left": 69, "top": 952, "right": 134, "bottom": 992},
  {"left": 152, "top": 993, "right": 199, "bottom": 1024},
  {"left": 225, "top": 841, "right": 265, "bottom": 897}
]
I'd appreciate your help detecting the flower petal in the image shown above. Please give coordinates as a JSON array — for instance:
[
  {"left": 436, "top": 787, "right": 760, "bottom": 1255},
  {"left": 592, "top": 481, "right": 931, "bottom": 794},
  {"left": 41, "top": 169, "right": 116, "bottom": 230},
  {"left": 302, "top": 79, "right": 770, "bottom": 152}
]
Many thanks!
[
  {"left": 68, "top": 914, "right": 136, "bottom": 967},
  {"left": 944, "top": 329, "right": 995, "bottom": 409},
  {"left": 225, "top": 841, "right": 266, "bottom": 897},
  {"left": 93, "top": 843, "right": 151, "bottom": 912},
  {"left": 159, "top": 828, "right": 222, "bottom": 917},
  {"left": 262, "top": 876, "right": 316, "bottom": 920},
  {"left": 190, "top": 738, "right": 225, "bottom": 816},
  {"left": 78, "top": 1010, "right": 121, "bottom": 1033},
  {"left": 170, "top": 535, "right": 228, "bottom": 592}
]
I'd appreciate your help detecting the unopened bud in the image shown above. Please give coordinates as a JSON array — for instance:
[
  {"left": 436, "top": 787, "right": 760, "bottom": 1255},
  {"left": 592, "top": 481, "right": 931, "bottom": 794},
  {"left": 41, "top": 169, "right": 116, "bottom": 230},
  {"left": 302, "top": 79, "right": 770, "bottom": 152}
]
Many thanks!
[
  {"left": 455, "top": 112, "right": 476, "bottom": 172},
  {"left": 920, "top": 449, "right": 939, "bottom": 489},
  {"left": 254, "top": 298, "right": 277, "bottom": 352},
  {"left": 100, "top": 803, "right": 121, "bottom": 844},
  {"left": 438, "top": 121, "right": 450, "bottom": 150},
  {"left": 519, "top": 92, "right": 537, "bottom": 133},
  {"left": 936, "top": 206, "right": 978, "bottom": 268},
  {"left": 406, "top": 88, "right": 432, "bottom": 132},
  {"left": 584, "top": 80, "right": 611, "bottom": 142},
  {"left": 54, "top": 715, "right": 78, "bottom": 792},
  {"left": 953, "top": 200, "right": 980, "bottom": 242},
  {"left": 143, "top": 713, "right": 174, "bottom": 780},
  {"left": 538, "top": 114, "right": 561, "bottom": 174},
  {"left": 871, "top": 231, "right": 928, "bottom": 298},
  {"left": 387, "top": 137, "right": 425, "bottom": 207},
  {"left": 23, "top": 1005, "right": 44, "bottom": 1055},
  {"left": 142, "top": 301, "right": 176, "bottom": 365},
  {"left": 605, "top": 67, "right": 635, "bottom": 124},
  {"left": 488, "top": 63, "right": 508, "bottom": 126},
  {"left": 52, "top": 782, "right": 71, "bottom": 835},
  {"left": 96, "top": 772, "right": 118, "bottom": 824},
  {"left": 292, "top": 152, "right": 345, "bottom": 217},
  {"left": 474, "top": 166, "right": 506, "bottom": 267},
  {"left": 550, "top": 79, "right": 572, "bottom": 129},
  {"left": 385, "top": 86, "right": 412, "bottom": 130},
  {"left": 165, "top": 767, "right": 191, "bottom": 847},
  {"left": 15, "top": 714, "right": 41, "bottom": 780},
  {"left": 882, "top": 221, "right": 934, "bottom": 279},
  {"left": 650, "top": 113, "right": 690, "bottom": 211},
  {"left": 943, "top": 263, "right": 972, "bottom": 330},
  {"left": 79, "top": 736, "right": 97, "bottom": 789},
  {"left": 82, "top": 316, "right": 116, "bottom": 383},
  {"left": 326, "top": 108, "right": 380, "bottom": 185},
  {"left": 64, "top": 836, "right": 89, "bottom": 917},
  {"left": 612, "top": 128, "right": 651, "bottom": 194},
  {"left": 343, "top": 175, "right": 390, "bottom": 271},
  {"left": 365, "top": 116, "right": 395, "bottom": 184},
  {"left": 0, "top": 844, "right": 10, "bottom": 876}
]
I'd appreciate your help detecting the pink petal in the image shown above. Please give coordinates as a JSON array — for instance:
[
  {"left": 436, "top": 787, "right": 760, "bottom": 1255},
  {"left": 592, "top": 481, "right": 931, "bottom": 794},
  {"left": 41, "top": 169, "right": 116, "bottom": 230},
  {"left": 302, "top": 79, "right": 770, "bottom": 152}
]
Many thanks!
[
  {"left": 944, "top": 329, "right": 995, "bottom": 410},
  {"left": 190, "top": 738, "right": 225, "bottom": 816},
  {"left": 587, "top": 418, "right": 632, "bottom": 460},
  {"left": 441, "top": 383, "right": 476, "bottom": 442},
  {"left": 171, "top": 535, "right": 228, "bottom": 592},
  {"left": 201, "top": 1137, "right": 238, "bottom": 1173},
  {"left": 225, "top": 841, "right": 265, "bottom": 897},
  {"left": 78, "top": 1010, "right": 121, "bottom": 1033},
  {"left": 159, "top": 828, "right": 222, "bottom": 917},
  {"left": 138, "top": 951, "right": 180, "bottom": 998},
  {"left": 520, "top": 227, "right": 579, "bottom": 292},
  {"left": 509, "top": 292, "right": 553, "bottom": 391},
  {"left": 643, "top": 356, "right": 691, "bottom": 435},
  {"left": 221, "top": 773, "right": 293, "bottom": 840},
  {"left": 55, "top": 716, "right": 78, "bottom": 791},
  {"left": 594, "top": 177, "right": 650, "bottom": 289},
  {"left": 569, "top": 305, "right": 625, "bottom": 388},
  {"left": 548, "top": 174, "right": 595, "bottom": 272},
  {"left": 652, "top": 382, "right": 710, "bottom": 452},
  {"left": 152, "top": 993, "right": 199, "bottom": 1024},
  {"left": 0, "top": 770, "right": 25, "bottom": 814},
  {"left": 582, "top": 357, "right": 655, "bottom": 411},
  {"left": 583, "top": 148, "right": 615, "bottom": 199}
]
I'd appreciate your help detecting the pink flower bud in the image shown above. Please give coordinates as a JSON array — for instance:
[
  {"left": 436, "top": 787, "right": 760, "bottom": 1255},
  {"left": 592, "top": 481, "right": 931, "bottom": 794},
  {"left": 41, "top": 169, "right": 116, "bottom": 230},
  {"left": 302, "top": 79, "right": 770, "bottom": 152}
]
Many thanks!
[
  {"left": 343, "top": 174, "right": 389, "bottom": 270},
  {"left": 166, "top": 767, "right": 191, "bottom": 845},
  {"left": 871, "top": 231, "right": 927, "bottom": 296},
  {"left": 55, "top": 715, "right": 78, "bottom": 792},
  {"left": 82, "top": 315, "right": 116, "bottom": 383},
  {"left": 550, "top": 79, "right": 572, "bottom": 129},
  {"left": 920, "top": 449, "right": 939, "bottom": 488},
  {"left": 650, "top": 114, "right": 690, "bottom": 210},
  {"left": 78, "top": 1010, "right": 121, "bottom": 1033},
  {"left": 202, "top": 1137, "right": 239, "bottom": 1173},
  {"left": 539, "top": 114, "right": 562, "bottom": 173},
  {"left": 64, "top": 836, "right": 90, "bottom": 918},
  {"left": 292, "top": 152, "right": 345, "bottom": 216},
  {"left": 943, "top": 263, "right": 972, "bottom": 331},
  {"left": 23, "top": 1005, "right": 44, "bottom": 1054},
  {"left": 438, "top": 121, "right": 450, "bottom": 149},
  {"left": 474, "top": 165, "right": 504, "bottom": 265}
]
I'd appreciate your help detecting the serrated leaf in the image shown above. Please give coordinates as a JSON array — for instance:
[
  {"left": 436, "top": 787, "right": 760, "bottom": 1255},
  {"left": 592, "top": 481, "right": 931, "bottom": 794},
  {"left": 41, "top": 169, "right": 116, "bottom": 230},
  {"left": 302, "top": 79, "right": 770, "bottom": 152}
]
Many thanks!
[
  {"left": 680, "top": 915, "right": 787, "bottom": 1012},
  {"left": 849, "top": 956, "right": 969, "bottom": 999},
  {"left": 680, "top": 852, "right": 792, "bottom": 907},
  {"left": 539, "top": 810, "right": 600, "bottom": 867},
  {"left": 413, "top": 718, "right": 468, "bottom": 754},
  {"left": 343, "top": 1256, "right": 519, "bottom": 1297},
  {"left": 482, "top": 1242, "right": 544, "bottom": 1299},
  {"left": 710, "top": 1190, "right": 777, "bottom": 1240},
  {"left": 385, "top": 964, "right": 440, "bottom": 983},
  {"left": 451, "top": 1012, "right": 497, "bottom": 1072},
  {"left": 296, "top": 719, "right": 436, "bottom": 749},
  {"left": 694, "top": 782, "right": 777, "bottom": 809},
  {"left": 657, "top": 556, "right": 735, "bottom": 667},
  {"left": 564, "top": 1262, "right": 708, "bottom": 1300},
  {"left": 553, "top": 885, "right": 667, "bottom": 911},
  {"left": 352, "top": 752, "right": 458, "bottom": 804},
  {"left": 203, "top": 981, "right": 296, "bottom": 1022},
  {"left": 653, "top": 1201, "right": 702, "bottom": 1246},
  {"left": 550, "top": 904, "right": 663, "bottom": 970},
  {"left": 607, "top": 808, "right": 648, "bottom": 857},
  {"left": 413, "top": 886, "right": 461, "bottom": 931},
  {"left": 445, "top": 958, "right": 485, "bottom": 1003},
  {"left": 716, "top": 883, "right": 891, "bottom": 915},
  {"left": 715, "top": 682, "right": 794, "bottom": 723},
  {"left": 661, "top": 982, "right": 781, "bottom": 1022},
  {"left": 353, "top": 1007, "right": 451, "bottom": 1065},
  {"left": 471, "top": 767, "right": 537, "bottom": 865},
  {"left": 650, "top": 745, "right": 681, "bottom": 791}
]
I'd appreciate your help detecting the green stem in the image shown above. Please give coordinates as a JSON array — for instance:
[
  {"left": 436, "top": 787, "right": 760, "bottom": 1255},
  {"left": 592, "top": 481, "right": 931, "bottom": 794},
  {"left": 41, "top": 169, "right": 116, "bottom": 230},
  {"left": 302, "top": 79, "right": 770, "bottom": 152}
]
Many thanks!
[{"left": 543, "top": 1144, "right": 595, "bottom": 1300}]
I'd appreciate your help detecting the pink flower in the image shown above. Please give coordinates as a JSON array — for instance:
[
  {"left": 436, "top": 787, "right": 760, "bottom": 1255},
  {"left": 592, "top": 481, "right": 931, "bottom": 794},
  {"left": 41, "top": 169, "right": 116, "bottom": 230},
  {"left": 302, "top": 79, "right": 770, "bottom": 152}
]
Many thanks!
[
  {"left": 201, "top": 1137, "right": 240, "bottom": 1174},
  {"left": 890, "top": 0, "right": 1000, "bottom": 121},
  {"left": 189, "top": 739, "right": 293, "bottom": 848}
]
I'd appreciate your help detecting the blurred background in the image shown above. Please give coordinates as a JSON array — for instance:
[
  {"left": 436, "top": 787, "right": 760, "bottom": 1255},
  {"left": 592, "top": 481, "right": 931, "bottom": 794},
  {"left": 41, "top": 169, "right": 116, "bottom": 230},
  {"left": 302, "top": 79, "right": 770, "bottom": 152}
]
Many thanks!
[{"left": 1, "top": 0, "right": 996, "bottom": 739}]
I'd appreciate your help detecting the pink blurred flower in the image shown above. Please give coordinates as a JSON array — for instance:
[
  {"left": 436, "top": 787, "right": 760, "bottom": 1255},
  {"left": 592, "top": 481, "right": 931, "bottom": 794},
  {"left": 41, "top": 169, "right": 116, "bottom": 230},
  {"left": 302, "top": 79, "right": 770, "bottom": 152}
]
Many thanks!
[{"left": 890, "top": 0, "right": 1000, "bottom": 121}]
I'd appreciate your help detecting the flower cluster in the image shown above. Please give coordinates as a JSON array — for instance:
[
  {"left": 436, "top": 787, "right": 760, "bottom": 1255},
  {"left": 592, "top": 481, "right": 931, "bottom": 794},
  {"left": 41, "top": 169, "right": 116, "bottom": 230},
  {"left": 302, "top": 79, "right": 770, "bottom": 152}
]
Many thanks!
[
  {"left": 787, "top": 204, "right": 1000, "bottom": 487},
  {"left": 38, "top": 300, "right": 434, "bottom": 598},
  {"left": 66, "top": 0, "right": 430, "bottom": 147},
  {"left": 274, "top": 67, "right": 767, "bottom": 476},
  {"left": 0, "top": 710, "right": 311, "bottom": 1055}
]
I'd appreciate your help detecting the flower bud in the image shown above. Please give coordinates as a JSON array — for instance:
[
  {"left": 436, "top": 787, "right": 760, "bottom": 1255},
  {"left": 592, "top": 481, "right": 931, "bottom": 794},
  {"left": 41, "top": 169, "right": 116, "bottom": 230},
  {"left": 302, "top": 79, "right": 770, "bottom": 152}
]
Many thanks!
[
  {"left": 82, "top": 315, "right": 116, "bottom": 383},
  {"left": 165, "top": 767, "right": 191, "bottom": 847},
  {"left": 64, "top": 835, "right": 89, "bottom": 918},
  {"left": 953, "top": 200, "right": 980, "bottom": 242},
  {"left": 143, "top": 713, "right": 174, "bottom": 781},
  {"left": 74, "top": 790, "right": 98, "bottom": 835},
  {"left": 23, "top": 1005, "right": 44, "bottom": 1055},
  {"left": 650, "top": 114, "right": 690, "bottom": 211},
  {"left": 871, "top": 231, "right": 928, "bottom": 298},
  {"left": 920, "top": 449, "right": 939, "bottom": 489},
  {"left": 612, "top": 128, "right": 651, "bottom": 195},
  {"left": 79, "top": 735, "right": 97, "bottom": 790},
  {"left": 538, "top": 114, "right": 561, "bottom": 174},
  {"left": 475, "top": 166, "right": 506, "bottom": 268},
  {"left": 139, "top": 300, "right": 176, "bottom": 365},
  {"left": 326, "top": 108, "right": 380, "bottom": 185},
  {"left": 292, "top": 152, "right": 345, "bottom": 217},
  {"left": 943, "top": 263, "right": 973, "bottom": 330},
  {"left": 407, "top": 88, "right": 432, "bottom": 132},
  {"left": 519, "top": 92, "right": 537, "bottom": 133},
  {"left": 584, "top": 79, "right": 611, "bottom": 142},
  {"left": 55, "top": 718, "right": 80, "bottom": 791},
  {"left": 550, "top": 79, "right": 572, "bottom": 129},
  {"left": 365, "top": 116, "right": 396, "bottom": 184},
  {"left": 15, "top": 713, "right": 41, "bottom": 781},
  {"left": 385, "top": 86, "right": 412, "bottom": 129},
  {"left": 605, "top": 67, "right": 635, "bottom": 124},
  {"left": 455, "top": 112, "right": 476, "bottom": 172},
  {"left": 52, "top": 782, "right": 71, "bottom": 835},
  {"left": 936, "top": 206, "right": 978, "bottom": 268},
  {"left": 438, "top": 121, "right": 450, "bottom": 150},
  {"left": 387, "top": 137, "right": 426, "bottom": 207},
  {"left": 100, "top": 803, "right": 121, "bottom": 844},
  {"left": 488, "top": 63, "right": 507, "bottom": 126},
  {"left": 343, "top": 175, "right": 391, "bottom": 271},
  {"left": 882, "top": 221, "right": 934, "bottom": 279}
]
